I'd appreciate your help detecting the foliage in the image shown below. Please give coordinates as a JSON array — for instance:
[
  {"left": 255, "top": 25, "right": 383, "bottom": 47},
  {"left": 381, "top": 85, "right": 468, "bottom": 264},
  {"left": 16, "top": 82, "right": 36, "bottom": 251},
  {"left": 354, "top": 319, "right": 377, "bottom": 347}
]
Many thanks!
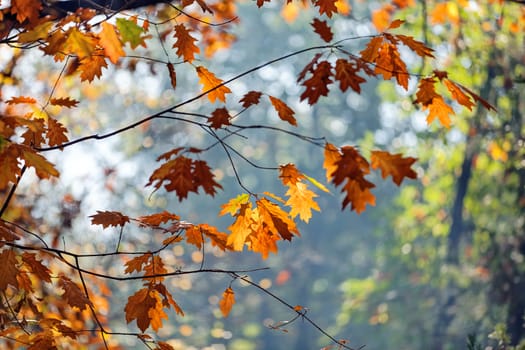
[{"left": 0, "top": 0, "right": 496, "bottom": 348}]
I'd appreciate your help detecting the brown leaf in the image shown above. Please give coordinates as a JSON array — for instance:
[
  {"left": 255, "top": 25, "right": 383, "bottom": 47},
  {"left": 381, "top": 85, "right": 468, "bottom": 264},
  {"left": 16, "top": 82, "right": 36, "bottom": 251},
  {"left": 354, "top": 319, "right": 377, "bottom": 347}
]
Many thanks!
[
  {"left": 0, "top": 249, "right": 19, "bottom": 290},
  {"left": 173, "top": 24, "right": 200, "bottom": 62},
  {"left": 313, "top": 0, "right": 338, "bottom": 17},
  {"left": 137, "top": 211, "right": 180, "bottom": 227},
  {"left": 125, "top": 287, "right": 156, "bottom": 332},
  {"left": 47, "top": 118, "right": 69, "bottom": 147},
  {"left": 58, "top": 276, "right": 92, "bottom": 311},
  {"left": 167, "top": 62, "right": 177, "bottom": 89},
  {"left": 311, "top": 18, "right": 333, "bottom": 43},
  {"left": 22, "top": 252, "right": 51, "bottom": 283},
  {"left": 370, "top": 151, "right": 417, "bottom": 185},
  {"left": 124, "top": 253, "right": 151, "bottom": 274},
  {"left": 299, "top": 60, "right": 333, "bottom": 105},
  {"left": 334, "top": 58, "right": 367, "bottom": 93},
  {"left": 269, "top": 96, "right": 297, "bottom": 126},
  {"left": 209, "top": 107, "right": 231, "bottom": 129},
  {"left": 239, "top": 90, "right": 262, "bottom": 108},
  {"left": 90, "top": 210, "right": 130, "bottom": 228}
]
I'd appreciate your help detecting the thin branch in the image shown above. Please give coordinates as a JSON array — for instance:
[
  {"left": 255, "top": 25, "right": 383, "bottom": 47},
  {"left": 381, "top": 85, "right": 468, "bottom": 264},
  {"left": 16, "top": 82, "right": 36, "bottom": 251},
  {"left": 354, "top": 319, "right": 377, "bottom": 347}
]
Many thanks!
[{"left": 0, "top": 166, "right": 27, "bottom": 219}]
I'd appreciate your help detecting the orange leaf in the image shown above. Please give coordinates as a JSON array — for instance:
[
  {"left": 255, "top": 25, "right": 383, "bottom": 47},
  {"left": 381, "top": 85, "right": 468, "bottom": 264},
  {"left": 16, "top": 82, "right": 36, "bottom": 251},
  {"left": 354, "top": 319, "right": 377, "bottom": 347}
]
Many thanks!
[
  {"left": 90, "top": 210, "right": 130, "bottom": 228},
  {"left": 173, "top": 24, "right": 200, "bottom": 62},
  {"left": 79, "top": 55, "right": 108, "bottom": 82},
  {"left": 199, "top": 224, "right": 230, "bottom": 251},
  {"left": 219, "top": 287, "right": 235, "bottom": 317},
  {"left": 220, "top": 193, "right": 250, "bottom": 216},
  {"left": 185, "top": 225, "right": 205, "bottom": 249},
  {"left": 0, "top": 249, "right": 19, "bottom": 290},
  {"left": 124, "top": 254, "right": 151, "bottom": 274},
  {"left": 6, "top": 96, "right": 36, "bottom": 104},
  {"left": 395, "top": 34, "right": 435, "bottom": 58},
  {"left": 370, "top": 150, "right": 417, "bottom": 185},
  {"left": 137, "top": 211, "right": 180, "bottom": 226},
  {"left": 167, "top": 62, "right": 177, "bottom": 89},
  {"left": 387, "top": 19, "right": 405, "bottom": 30},
  {"left": 424, "top": 95, "right": 455, "bottom": 128},
  {"left": 0, "top": 145, "right": 20, "bottom": 190},
  {"left": 10, "top": 0, "right": 42, "bottom": 23},
  {"left": 285, "top": 182, "right": 320, "bottom": 222},
  {"left": 99, "top": 22, "right": 125, "bottom": 64},
  {"left": 299, "top": 60, "right": 333, "bottom": 104},
  {"left": 279, "top": 163, "right": 305, "bottom": 185},
  {"left": 58, "top": 276, "right": 93, "bottom": 311},
  {"left": 63, "top": 28, "right": 96, "bottom": 59},
  {"left": 334, "top": 58, "right": 366, "bottom": 93},
  {"left": 313, "top": 0, "right": 338, "bottom": 17},
  {"left": 371, "top": 4, "right": 393, "bottom": 32},
  {"left": 148, "top": 290, "right": 168, "bottom": 331},
  {"left": 323, "top": 142, "right": 341, "bottom": 182},
  {"left": 125, "top": 287, "right": 156, "bottom": 332},
  {"left": 359, "top": 36, "right": 383, "bottom": 63},
  {"left": 209, "top": 107, "right": 231, "bottom": 129},
  {"left": 196, "top": 66, "right": 231, "bottom": 103},
  {"left": 414, "top": 77, "right": 438, "bottom": 106},
  {"left": 269, "top": 96, "right": 297, "bottom": 125},
  {"left": 49, "top": 97, "right": 79, "bottom": 108},
  {"left": 341, "top": 179, "right": 376, "bottom": 213},
  {"left": 18, "top": 145, "right": 60, "bottom": 179},
  {"left": 311, "top": 18, "right": 333, "bottom": 42},
  {"left": 447, "top": 81, "right": 496, "bottom": 111},
  {"left": 257, "top": 197, "right": 299, "bottom": 241},
  {"left": 374, "top": 43, "right": 409, "bottom": 89},
  {"left": 443, "top": 79, "right": 475, "bottom": 110},
  {"left": 226, "top": 201, "right": 255, "bottom": 251},
  {"left": 239, "top": 90, "right": 262, "bottom": 108}
]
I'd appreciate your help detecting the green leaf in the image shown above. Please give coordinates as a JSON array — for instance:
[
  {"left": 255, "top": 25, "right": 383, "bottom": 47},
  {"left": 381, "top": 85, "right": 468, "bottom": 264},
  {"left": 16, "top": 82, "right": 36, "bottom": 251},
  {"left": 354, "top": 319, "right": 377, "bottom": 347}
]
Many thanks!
[
  {"left": 116, "top": 18, "right": 146, "bottom": 49},
  {"left": 304, "top": 175, "right": 330, "bottom": 193}
]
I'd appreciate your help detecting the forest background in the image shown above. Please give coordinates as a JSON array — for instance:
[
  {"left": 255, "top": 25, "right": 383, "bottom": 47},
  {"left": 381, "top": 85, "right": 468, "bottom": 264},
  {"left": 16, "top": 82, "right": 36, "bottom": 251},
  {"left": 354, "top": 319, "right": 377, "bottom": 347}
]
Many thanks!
[{"left": 0, "top": 0, "right": 524, "bottom": 349}]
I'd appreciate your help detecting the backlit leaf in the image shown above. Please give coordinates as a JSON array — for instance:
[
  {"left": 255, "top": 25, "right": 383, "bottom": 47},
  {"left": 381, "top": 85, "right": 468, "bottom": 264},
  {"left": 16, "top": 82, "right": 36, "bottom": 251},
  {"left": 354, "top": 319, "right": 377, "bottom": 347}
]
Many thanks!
[
  {"left": 269, "top": 96, "right": 297, "bottom": 125},
  {"left": 63, "top": 28, "right": 96, "bottom": 59},
  {"left": 219, "top": 287, "right": 235, "bottom": 317},
  {"left": 18, "top": 146, "right": 60, "bottom": 179},
  {"left": 125, "top": 287, "right": 156, "bottom": 332},
  {"left": 257, "top": 198, "right": 299, "bottom": 241},
  {"left": 10, "top": 0, "right": 42, "bottom": 23},
  {"left": 124, "top": 253, "right": 151, "bottom": 274},
  {"left": 285, "top": 182, "right": 320, "bottom": 222},
  {"left": 313, "top": 0, "right": 338, "bottom": 17},
  {"left": 220, "top": 193, "right": 250, "bottom": 216},
  {"left": 47, "top": 118, "right": 69, "bottom": 147},
  {"left": 99, "top": 22, "right": 125, "bottom": 64},
  {"left": 116, "top": 18, "right": 148, "bottom": 49},
  {"left": 424, "top": 95, "right": 455, "bottom": 128},
  {"left": 196, "top": 66, "right": 231, "bottom": 103},
  {"left": 137, "top": 211, "right": 180, "bottom": 226},
  {"left": 58, "top": 276, "right": 92, "bottom": 311},
  {"left": 279, "top": 163, "right": 304, "bottom": 185},
  {"left": 173, "top": 24, "right": 200, "bottom": 62},
  {"left": 6, "top": 96, "right": 36, "bottom": 104},
  {"left": 90, "top": 210, "right": 130, "bottom": 228},
  {"left": 370, "top": 151, "right": 417, "bottom": 185},
  {"left": 323, "top": 142, "right": 341, "bottom": 182},
  {"left": 22, "top": 252, "right": 51, "bottom": 283},
  {"left": 0, "top": 249, "right": 19, "bottom": 290},
  {"left": 209, "top": 107, "right": 231, "bottom": 129},
  {"left": 79, "top": 55, "right": 108, "bottom": 82}
]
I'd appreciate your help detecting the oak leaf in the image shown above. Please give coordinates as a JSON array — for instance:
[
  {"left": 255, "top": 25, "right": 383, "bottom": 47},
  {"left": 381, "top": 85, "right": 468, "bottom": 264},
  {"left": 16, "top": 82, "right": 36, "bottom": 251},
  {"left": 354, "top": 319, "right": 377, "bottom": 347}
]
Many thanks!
[
  {"left": 6, "top": 96, "right": 36, "bottom": 104},
  {"left": 285, "top": 182, "right": 320, "bottom": 223},
  {"left": 0, "top": 249, "right": 19, "bottom": 290},
  {"left": 125, "top": 287, "right": 157, "bottom": 332},
  {"left": 99, "top": 22, "right": 125, "bottom": 64},
  {"left": 341, "top": 179, "right": 376, "bottom": 213},
  {"left": 269, "top": 96, "right": 297, "bottom": 126},
  {"left": 173, "top": 24, "right": 200, "bottom": 62},
  {"left": 185, "top": 225, "right": 205, "bottom": 249},
  {"left": 360, "top": 36, "right": 383, "bottom": 63},
  {"left": 18, "top": 21, "right": 53, "bottom": 43},
  {"left": 257, "top": 198, "right": 299, "bottom": 241},
  {"left": 311, "top": 18, "right": 333, "bottom": 43},
  {"left": 49, "top": 97, "right": 79, "bottom": 108},
  {"left": 196, "top": 66, "right": 231, "bottom": 103},
  {"left": 395, "top": 34, "right": 435, "bottom": 58},
  {"left": 220, "top": 193, "right": 250, "bottom": 216},
  {"left": 124, "top": 253, "right": 151, "bottom": 274},
  {"left": 199, "top": 224, "right": 230, "bottom": 251},
  {"left": 63, "top": 28, "right": 96, "bottom": 59},
  {"left": 193, "top": 159, "right": 223, "bottom": 196},
  {"left": 314, "top": 0, "right": 338, "bottom": 17},
  {"left": 219, "top": 287, "right": 235, "bottom": 317},
  {"left": 209, "top": 107, "right": 231, "bottom": 129},
  {"left": 370, "top": 151, "right": 417, "bottom": 185},
  {"left": 137, "top": 211, "right": 180, "bottom": 226},
  {"left": 10, "top": 0, "right": 42, "bottom": 23},
  {"left": 167, "top": 63, "right": 177, "bottom": 89},
  {"left": 79, "top": 55, "right": 108, "bottom": 82},
  {"left": 279, "top": 163, "right": 305, "bottom": 185},
  {"left": 323, "top": 142, "right": 341, "bottom": 182},
  {"left": 58, "top": 276, "right": 92, "bottom": 311},
  {"left": 424, "top": 95, "right": 454, "bottom": 128},
  {"left": 90, "top": 210, "right": 130, "bottom": 228},
  {"left": 22, "top": 252, "right": 51, "bottom": 283},
  {"left": 443, "top": 79, "right": 476, "bottom": 111},
  {"left": 334, "top": 58, "right": 366, "bottom": 93},
  {"left": 0, "top": 145, "right": 21, "bottom": 190},
  {"left": 299, "top": 60, "right": 333, "bottom": 105},
  {"left": 226, "top": 202, "right": 255, "bottom": 251},
  {"left": 116, "top": 18, "right": 148, "bottom": 49},
  {"left": 18, "top": 145, "right": 60, "bottom": 179},
  {"left": 374, "top": 43, "right": 409, "bottom": 89},
  {"left": 239, "top": 90, "right": 262, "bottom": 108}
]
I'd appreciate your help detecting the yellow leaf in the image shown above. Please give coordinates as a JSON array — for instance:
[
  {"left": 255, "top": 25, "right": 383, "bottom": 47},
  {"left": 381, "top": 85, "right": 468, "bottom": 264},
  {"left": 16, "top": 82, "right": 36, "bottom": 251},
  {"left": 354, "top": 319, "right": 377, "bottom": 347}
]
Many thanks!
[
  {"left": 323, "top": 143, "right": 341, "bottom": 182},
  {"left": 285, "top": 182, "right": 320, "bottom": 223},
  {"left": 219, "top": 287, "right": 235, "bottom": 317},
  {"left": 304, "top": 174, "right": 330, "bottom": 193},
  {"left": 64, "top": 28, "right": 96, "bottom": 59},
  {"left": 18, "top": 22, "right": 53, "bottom": 43},
  {"left": 220, "top": 193, "right": 250, "bottom": 216},
  {"left": 226, "top": 202, "right": 254, "bottom": 251},
  {"left": 196, "top": 66, "right": 231, "bottom": 103},
  {"left": 424, "top": 96, "right": 454, "bottom": 128}
]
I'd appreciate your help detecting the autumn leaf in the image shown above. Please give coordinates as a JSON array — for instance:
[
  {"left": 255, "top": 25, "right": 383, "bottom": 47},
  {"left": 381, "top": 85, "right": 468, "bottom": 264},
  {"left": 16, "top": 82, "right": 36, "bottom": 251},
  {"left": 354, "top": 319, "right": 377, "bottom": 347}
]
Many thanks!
[
  {"left": 323, "top": 143, "right": 341, "bottom": 182},
  {"left": 10, "top": 0, "right": 42, "bottom": 23},
  {"left": 285, "top": 182, "right": 320, "bottom": 222},
  {"left": 370, "top": 151, "right": 417, "bottom": 185},
  {"left": 300, "top": 60, "right": 333, "bottom": 105},
  {"left": 239, "top": 90, "right": 262, "bottom": 108},
  {"left": 137, "top": 211, "right": 180, "bottom": 227},
  {"left": 99, "top": 22, "right": 125, "bottom": 64},
  {"left": 0, "top": 146, "right": 20, "bottom": 190},
  {"left": 395, "top": 34, "right": 435, "bottom": 58},
  {"left": 424, "top": 95, "right": 455, "bottom": 128},
  {"left": 167, "top": 63, "right": 177, "bottom": 89},
  {"left": 22, "top": 252, "right": 51, "bottom": 283},
  {"left": 193, "top": 159, "right": 223, "bottom": 196},
  {"left": 90, "top": 210, "right": 130, "bottom": 228},
  {"left": 124, "top": 253, "right": 151, "bottom": 274},
  {"left": 199, "top": 224, "right": 230, "bottom": 251},
  {"left": 334, "top": 58, "right": 367, "bottom": 93},
  {"left": 147, "top": 156, "right": 194, "bottom": 199},
  {"left": 269, "top": 96, "right": 297, "bottom": 126},
  {"left": 50, "top": 97, "right": 79, "bottom": 108},
  {"left": 158, "top": 342, "right": 175, "bottom": 350},
  {"left": 313, "top": 0, "right": 338, "bottom": 17},
  {"left": 173, "top": 24, "right": 200, "bottom": 62},
  {"left": 219, "top": 287, "right": 235, "bottom": 317},
  {"left": 371, "top": 4, "right": 394, "bottom": 32},
  {"left": 18, "top": 146, "right": 60, "bottom": 179},
  {"left": 359, "top": 36, "right": 383, "bottom": 63},
  {"left": 6, "top": 96, "right": 36, "bottom": 105},
  {"left": 185, "top": 225, "right": 205, "bottom": 249},
  {"left": 125, "top": 287, "right": 157, "bottom": 332},
  {"left": 18, "top": 21, "right": 54, "bottom": 43},
  {"left": 116, "top": 18, "right": 148, "bottom": 49},
  {"left": 79, "top": 55, "right": 108, "bottom": 82},
  {"left": 58, "top": 276, "right": 93, "bottom": 311},
  {"left": 148, "top": 290, "right": 169, "bottom": 331},
  {"left": 226, "top": 201, "right": 255, "bottom": 251},
  {"left": 45, "top": 117, "right": 69, "bottom": 147},
  {"left": 0, "top": 249, "right": 19, "bottom": 290},
  {"left": 341, "top": 179, "right": 376, "bottom": 213},
  {"left": 443, "top": 79, "right": 475, "bottom": 110},
  {"left": 374, "top": 43, "right": 409, "bottom": 89},
  {"left": 387, "top": 19, "right": 405, "bottom": 30},
  {"left": 196, "top": 66, "right": 231, "bottom": 103},
  {"left": 257, "top": 198, "right": 299, "bottom": 241},
  {"left": 209, "top": 107, "right": 231, "bottom": 129},
  {"left": 63, "top": 28, "right": 96, "bottom": 59},
  {"left": 311, "top": 18, "right": 333, "bottom": 42},
  {"left": 220, "top": 193, "right": 250, "bottom": 216}
]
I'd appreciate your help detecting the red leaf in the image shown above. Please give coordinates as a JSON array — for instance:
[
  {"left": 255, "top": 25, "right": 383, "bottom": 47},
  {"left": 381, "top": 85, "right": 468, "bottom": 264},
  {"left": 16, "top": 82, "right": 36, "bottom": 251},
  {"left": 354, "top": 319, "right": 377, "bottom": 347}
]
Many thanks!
[
  {"left": 239, "top": 90, "right": 262, "bottom": 108},
  {"left": 0, "top": 249, "right": 19, "bottom": 290},
  {"left": 334, "top": 58, "right": 366, "bottom": 93},
  {"left": 209, "top": 107, "right": 231, "bottom": 129},
  {"left": 313, "top": 0, "right": 338, "bottom": 17},
  {"left": 299, "top": 60, "right": 333, "bottom": 105},
  {"left": 311, "top": 18, "right": 333, "bottom": 43},
  {"left": 167, "top": 62, "right": 177, "bottom": 89},
  {"left": 173, "top": 24, "right": 200, "bottom": 62},
  {"left": 58, "top": 275, "right": 92, "bottom": 311},
  {"left": 269, "top": 96, "right": 297, "bottom": 126}
]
